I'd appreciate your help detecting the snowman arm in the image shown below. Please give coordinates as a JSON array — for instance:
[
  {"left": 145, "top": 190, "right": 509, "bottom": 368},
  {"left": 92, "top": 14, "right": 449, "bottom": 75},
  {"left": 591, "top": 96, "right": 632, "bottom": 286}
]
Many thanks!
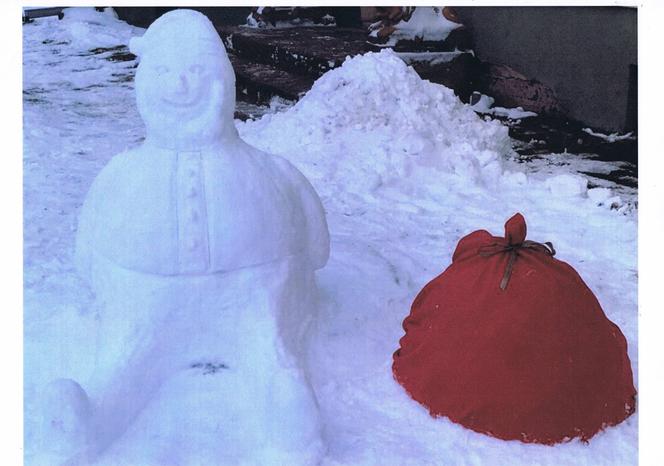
[
  {"left": 274, "top": 157, "right": 330, "bottom": 270},
  {"left": 299, "top": 176, "right": 330, "bottom": 270}
]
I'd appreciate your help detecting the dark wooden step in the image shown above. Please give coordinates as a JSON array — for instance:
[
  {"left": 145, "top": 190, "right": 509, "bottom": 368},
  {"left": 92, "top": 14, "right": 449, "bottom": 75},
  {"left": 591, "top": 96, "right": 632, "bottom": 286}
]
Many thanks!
[
  {"left": 220, "top": 25, "right": 564, "bottom": 117},
  {"left": 230, "top": 54, "right": 315, "bottom": 104},
  {"left": 219, "top": 26, "right": 368, "bottom": 78},
  {"left": 220, "top": 25, "right": 482, "bottom": 103}
]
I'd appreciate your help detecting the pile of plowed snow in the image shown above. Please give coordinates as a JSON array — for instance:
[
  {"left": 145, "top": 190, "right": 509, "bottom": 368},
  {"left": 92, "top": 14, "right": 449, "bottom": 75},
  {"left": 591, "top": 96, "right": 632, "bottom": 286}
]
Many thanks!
[{"left": 239, "top": 49, "right": 512, "bottom": 193}]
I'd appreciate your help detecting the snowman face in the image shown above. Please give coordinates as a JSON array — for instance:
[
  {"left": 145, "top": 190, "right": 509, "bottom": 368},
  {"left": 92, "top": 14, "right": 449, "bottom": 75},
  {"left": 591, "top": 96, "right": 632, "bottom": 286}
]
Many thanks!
[
  {"left": 136, "top": 42, "right": 222, "bottom": 122},
  {"left": 151, "top": 59, "right": 207, "bottom": 109},
  {"left": 129, "top": 9, "right": 239, "bottom": 149},
  {"left": 134, "top": 38, "right": 235, "bottom": 150}
]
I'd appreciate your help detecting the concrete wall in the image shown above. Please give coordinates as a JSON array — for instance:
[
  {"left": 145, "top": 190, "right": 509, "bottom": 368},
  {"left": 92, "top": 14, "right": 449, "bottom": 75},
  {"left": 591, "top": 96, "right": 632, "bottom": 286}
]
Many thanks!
[{"left": 455, "top": 7, "right": 637, "bottom": 132}]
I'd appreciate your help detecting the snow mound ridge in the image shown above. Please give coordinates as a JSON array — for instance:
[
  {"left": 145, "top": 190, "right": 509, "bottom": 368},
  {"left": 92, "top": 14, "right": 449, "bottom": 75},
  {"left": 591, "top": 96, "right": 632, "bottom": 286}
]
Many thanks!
[
  {"left": 59, "top": 7, "right": 144, "bottom": 50},
  {"left": 239, "top": 49, "right": 512, "bottom": 191}
]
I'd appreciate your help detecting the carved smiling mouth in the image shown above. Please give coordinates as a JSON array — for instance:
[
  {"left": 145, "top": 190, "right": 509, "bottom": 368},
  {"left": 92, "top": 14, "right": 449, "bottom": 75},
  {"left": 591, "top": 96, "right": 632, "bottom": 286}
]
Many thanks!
[{"left": 161, "top": 92, "right": 203, "bottom": 108}]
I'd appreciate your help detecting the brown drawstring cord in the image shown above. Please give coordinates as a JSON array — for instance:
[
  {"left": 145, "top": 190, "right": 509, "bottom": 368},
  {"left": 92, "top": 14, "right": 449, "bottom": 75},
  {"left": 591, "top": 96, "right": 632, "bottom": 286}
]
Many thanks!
[{"left": 478, "top": 240, "right": 556, "bottom": 291}]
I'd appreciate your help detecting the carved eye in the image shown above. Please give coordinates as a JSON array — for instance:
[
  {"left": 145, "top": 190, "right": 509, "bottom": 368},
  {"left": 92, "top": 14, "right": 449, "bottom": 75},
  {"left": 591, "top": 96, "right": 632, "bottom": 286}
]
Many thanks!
[{"left": 189, "top": 64, "right": 204, "bottom": 74}]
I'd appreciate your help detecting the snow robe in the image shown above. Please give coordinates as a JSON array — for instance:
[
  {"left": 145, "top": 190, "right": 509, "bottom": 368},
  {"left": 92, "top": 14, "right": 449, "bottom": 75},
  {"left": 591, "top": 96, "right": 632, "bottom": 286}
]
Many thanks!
[{"left": 74, "top": 139, "right": 329, "bottom": 278}]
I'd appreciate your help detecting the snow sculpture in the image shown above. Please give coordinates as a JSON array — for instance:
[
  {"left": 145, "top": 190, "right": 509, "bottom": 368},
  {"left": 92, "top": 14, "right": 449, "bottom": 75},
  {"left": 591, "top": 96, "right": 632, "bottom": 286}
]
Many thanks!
[{"left": 43, "top": 9, "right": 329, "bottom": 465}]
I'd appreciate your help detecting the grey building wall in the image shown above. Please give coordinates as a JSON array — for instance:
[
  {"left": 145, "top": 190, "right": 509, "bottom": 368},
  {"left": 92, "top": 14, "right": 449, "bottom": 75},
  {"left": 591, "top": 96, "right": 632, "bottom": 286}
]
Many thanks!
[{"left": 455, "top": 7, "right": 637, "bottom": 132}]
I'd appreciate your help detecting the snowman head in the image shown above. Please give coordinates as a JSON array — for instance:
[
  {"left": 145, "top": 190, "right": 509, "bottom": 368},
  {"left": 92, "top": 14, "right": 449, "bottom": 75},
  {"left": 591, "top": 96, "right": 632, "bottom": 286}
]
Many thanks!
[{"left": 130, "top": 9, "right": 237, "bottom": 150}]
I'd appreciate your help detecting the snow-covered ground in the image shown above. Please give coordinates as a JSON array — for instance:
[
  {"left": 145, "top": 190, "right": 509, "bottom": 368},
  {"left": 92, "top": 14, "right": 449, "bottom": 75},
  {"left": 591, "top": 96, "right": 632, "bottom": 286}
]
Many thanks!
[
  {"left": 582, "top": 127, "right": 636, "bottom": 143},
  {"left": 24, "top": 9, "right": 637, "bottom": 466},
  {"left": 470, "top": 93, "right": 538, "bottom": 120}
]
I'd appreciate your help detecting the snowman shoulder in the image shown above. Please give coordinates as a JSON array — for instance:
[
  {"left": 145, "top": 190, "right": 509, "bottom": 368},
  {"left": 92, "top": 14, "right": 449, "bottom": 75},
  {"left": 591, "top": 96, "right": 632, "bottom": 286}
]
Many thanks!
[
  {"left": 85, "top": 147, "right": 142, "bottom": 199},
  {"left": 268, "top": 153, "right": 309, "bottom": 190},
  {"left": 249, "top": 147, "right": 330, "bottom": 270},
  {"left": 74, "top": 147, "right": 143, "bottom": 281}
]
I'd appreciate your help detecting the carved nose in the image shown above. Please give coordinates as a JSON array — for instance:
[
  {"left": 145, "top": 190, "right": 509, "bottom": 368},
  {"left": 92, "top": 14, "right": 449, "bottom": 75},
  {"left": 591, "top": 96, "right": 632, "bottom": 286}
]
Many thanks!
[{"left": 174, "top": 73, "right": 189, "bottom": 94}]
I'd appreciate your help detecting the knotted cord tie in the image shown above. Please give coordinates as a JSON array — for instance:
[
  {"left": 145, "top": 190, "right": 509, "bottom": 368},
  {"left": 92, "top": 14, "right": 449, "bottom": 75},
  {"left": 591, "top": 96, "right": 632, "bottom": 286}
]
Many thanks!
[{"left": 478, "top": 240, "right": 556, "bottom": 291}]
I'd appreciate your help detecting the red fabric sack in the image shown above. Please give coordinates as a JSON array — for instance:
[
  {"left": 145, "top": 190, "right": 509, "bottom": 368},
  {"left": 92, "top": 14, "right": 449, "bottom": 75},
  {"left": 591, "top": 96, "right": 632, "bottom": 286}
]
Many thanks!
[{"left": 393, "top": 213, "right": 636, "bottom": 444}]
